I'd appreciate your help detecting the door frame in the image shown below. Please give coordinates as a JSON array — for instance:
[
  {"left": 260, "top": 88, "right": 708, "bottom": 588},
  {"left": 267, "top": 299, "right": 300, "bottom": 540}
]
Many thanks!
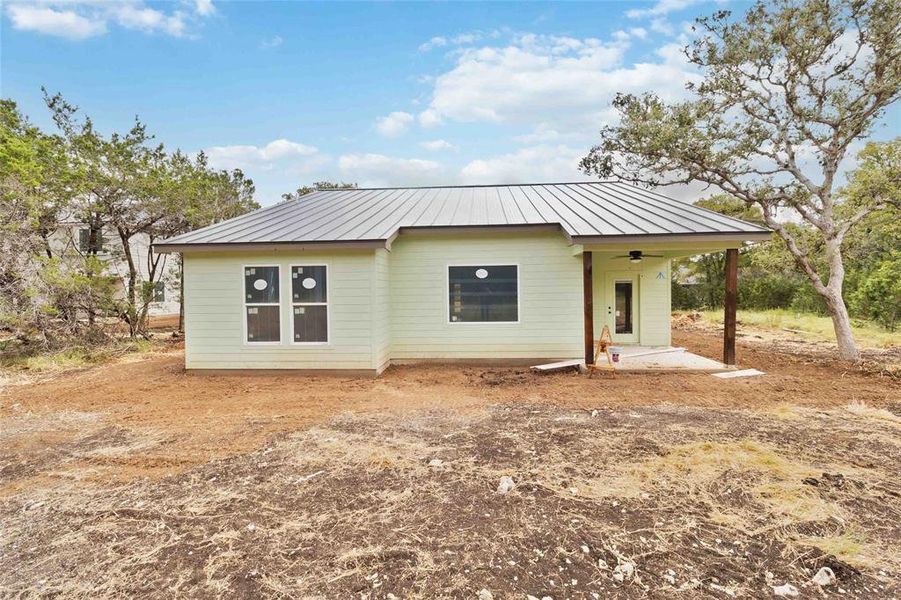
[{"left": 604, "top": 271, "right": 640, "bottom": 344}]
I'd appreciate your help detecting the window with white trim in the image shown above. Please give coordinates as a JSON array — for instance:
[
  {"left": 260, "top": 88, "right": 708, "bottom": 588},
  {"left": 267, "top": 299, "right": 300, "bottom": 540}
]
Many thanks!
[
  {"left": 291, "top": 265, "right": 328, "bottom": 343},
  {"left": 244, "top": 266, "right": 280, "bottom": 343},
  {"left": 448, "top": 265, "right": 518, "bottom": 323}
]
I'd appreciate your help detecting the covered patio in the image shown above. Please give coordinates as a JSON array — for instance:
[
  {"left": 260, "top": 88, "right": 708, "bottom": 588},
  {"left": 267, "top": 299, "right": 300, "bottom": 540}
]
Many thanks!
[{"left": 580, "top": 243, "right": 745, "bottom": 370}]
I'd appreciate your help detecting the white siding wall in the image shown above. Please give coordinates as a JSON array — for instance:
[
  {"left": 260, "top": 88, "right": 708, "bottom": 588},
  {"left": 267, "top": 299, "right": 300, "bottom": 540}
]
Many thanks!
[
  {"left": 184, "top": 250, "right": 375, "bottom": 370},
  {"left": 48, "top": 224, "right": 181, "bottom": 316},
  {"left": 388, "top": 232, "right": 584, "bottom": 359}
]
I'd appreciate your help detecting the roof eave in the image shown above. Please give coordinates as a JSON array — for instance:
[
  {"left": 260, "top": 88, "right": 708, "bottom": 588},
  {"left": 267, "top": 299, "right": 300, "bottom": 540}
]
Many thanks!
[
  {"left": 153, "top": 239, "right": 389, "bottom": 254},
  {"left": 572, "top": 231, "right": 772, "bottom": 245}
]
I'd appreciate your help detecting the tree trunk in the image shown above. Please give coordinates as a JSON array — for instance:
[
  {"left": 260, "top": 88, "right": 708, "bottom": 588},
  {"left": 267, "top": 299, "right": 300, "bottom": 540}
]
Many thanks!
[
  {"left": 768, "top": 221, "right": 861, "bottom": 363},
  {"left": 824, "top": 288, "right": 860, "bottom": 362},
  {"left": 822, "top": 237, "right": 860, "bottom": 363},
  {"left": 118, "top": 228, "right": 140, "bottom": 338}
]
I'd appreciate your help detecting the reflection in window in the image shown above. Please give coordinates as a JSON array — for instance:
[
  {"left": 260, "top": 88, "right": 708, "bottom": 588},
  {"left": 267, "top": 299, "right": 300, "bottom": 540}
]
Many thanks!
[
  {"left": 448, "top": 265, "right": 518, "bottom": 323},
  {"left": 292, "top": 265, "right": 328, "bottom": 342},
  {"left": 244, "top": 266, "right": 280, "bottom": 342},
  {"left": 615, "top": 280, "right": 633, "bottom": 334}
]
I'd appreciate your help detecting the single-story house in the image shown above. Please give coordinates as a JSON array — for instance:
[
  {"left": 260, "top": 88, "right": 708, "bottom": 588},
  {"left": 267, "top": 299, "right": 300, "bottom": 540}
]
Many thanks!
[{"left": 155, "top": 182, "right": 770, "bottom": 375}]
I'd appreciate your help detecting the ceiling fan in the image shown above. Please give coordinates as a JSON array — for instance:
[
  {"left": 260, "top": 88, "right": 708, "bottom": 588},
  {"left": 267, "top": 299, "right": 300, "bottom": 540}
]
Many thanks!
[{"left": 612, "top": 250, "right": 664, "bottom": 263}]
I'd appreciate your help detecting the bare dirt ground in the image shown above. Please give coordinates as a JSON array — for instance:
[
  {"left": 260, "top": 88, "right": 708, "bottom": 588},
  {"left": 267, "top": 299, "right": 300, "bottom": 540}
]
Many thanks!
[{"left": 1, "top": 325, "right": 898, "bottom": 598}]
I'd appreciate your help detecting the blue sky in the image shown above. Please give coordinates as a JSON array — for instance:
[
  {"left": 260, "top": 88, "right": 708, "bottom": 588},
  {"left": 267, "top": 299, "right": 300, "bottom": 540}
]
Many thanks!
[{"left": 3, "top": 0, "right": 898, "bottom": 206}]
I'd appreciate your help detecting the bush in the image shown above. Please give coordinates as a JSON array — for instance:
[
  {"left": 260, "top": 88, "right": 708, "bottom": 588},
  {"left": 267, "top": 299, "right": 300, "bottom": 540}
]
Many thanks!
[
  {"left": 740, "top": 274, "right": 801, "bottom": 310},
  {"left": 851, "top": 255, "right": 901, "bottom": 331},
  {"left": 672, "top": 281, "right": 705, "bottom": 310}
]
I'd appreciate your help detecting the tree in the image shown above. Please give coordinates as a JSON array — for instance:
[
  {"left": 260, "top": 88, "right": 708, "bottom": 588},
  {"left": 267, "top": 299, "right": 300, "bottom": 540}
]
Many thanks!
[
  {"left": 159, "top": 151, "right": 259, "bottom": 332},
  {"left": 580, "top": 0, "right": 901, "bottom": 361},
  {"left": 281, "top": 181, "right": 357, "bottom": 202},
  {"left": 45, "top": 90, "right": 168, "bottom": 336},
  {"left": 42, "top": 93, "right": 260, "bottom": 338},
  {"left": 0, "top": 100, "right": 116, "bottom": 347},
  {"left": 676, "top": 196, "right": 765, "bottom": 307},
  {"left": 852, "top": 253, "right": 901, "bottom": 330}
]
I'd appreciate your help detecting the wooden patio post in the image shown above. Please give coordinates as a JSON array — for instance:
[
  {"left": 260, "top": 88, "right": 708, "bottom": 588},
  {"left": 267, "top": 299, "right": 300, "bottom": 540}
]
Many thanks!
[
  {"left": 724, "top": 248, "right": 738, "bottom": 365},
  {"left": 583, "top": 251, "right": 594, "bottom": 365}
]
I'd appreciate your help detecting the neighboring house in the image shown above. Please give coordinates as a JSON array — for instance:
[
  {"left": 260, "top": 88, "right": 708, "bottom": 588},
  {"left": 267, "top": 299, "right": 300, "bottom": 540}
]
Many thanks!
[
  {"left": 156, "top": 182, "right": 770, "bottom": 374},
  {"left": 52, "top": 220, "right": 181, "bottom": 317}
]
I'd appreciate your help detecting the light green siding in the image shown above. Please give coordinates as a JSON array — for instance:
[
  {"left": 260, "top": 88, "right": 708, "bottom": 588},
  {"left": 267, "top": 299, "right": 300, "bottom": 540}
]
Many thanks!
[
  {"left": 371, "top": 249, "right": 391, "bottom": 371},
  {"left": 184, "top": 250, "right": 375, "bottom": 370},
  {"left": 591, "top": 254, "right": 672, "bottom": 347},
  {"left": 182, "top": 232, "right": 678, "bottom": 371},
  {"left": 388, "top": 232, "right": 584, "bottom": 359}
]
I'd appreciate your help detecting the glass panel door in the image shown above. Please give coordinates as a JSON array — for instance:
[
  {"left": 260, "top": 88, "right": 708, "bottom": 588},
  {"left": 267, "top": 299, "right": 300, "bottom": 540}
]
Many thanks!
[
  {"left": 605, "top": 272, "right": 639, "bottom": 344},
  {"left": 614, "top": 280, "right": 633, "bottom": 334}
]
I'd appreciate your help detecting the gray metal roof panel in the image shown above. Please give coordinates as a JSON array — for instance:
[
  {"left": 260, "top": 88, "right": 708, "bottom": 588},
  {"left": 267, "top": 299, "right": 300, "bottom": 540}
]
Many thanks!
[{"left": 160, "top": 182, "right": 770, "bottom": 246}]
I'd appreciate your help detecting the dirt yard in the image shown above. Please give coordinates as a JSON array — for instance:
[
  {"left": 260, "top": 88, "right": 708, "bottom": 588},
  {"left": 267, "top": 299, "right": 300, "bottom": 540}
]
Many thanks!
[{"left": 1, "top": 326, "right": 898, "bottom": 598}]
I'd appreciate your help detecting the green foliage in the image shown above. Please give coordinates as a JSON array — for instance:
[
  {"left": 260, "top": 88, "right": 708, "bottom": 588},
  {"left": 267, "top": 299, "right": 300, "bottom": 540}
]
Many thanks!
[
  {"left": 582, "top": 0, "right": 901, "bottom": 360},
  {"left": 0, "top": 93, "right": 258, "bottom": 349},
  {"left": 281, "top": 181, "right": 357, "bottom": 203},
  {"left": 851, "top": 254, "right": 901, "bottom": 331}
]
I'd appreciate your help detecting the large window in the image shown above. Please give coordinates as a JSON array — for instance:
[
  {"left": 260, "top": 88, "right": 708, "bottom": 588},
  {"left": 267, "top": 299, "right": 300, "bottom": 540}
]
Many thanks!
[
  {"left": 244, "top": 266, "right": 280, "bottom": 343},
  {"left": 448, "top": 265, "right": 518, "bottom": 323},
  {"left": 291, "top": 265, "right": 328, "bottom": 343}
]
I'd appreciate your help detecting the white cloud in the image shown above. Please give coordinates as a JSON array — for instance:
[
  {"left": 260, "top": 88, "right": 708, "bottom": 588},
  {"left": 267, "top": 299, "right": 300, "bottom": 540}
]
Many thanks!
[
  {"left": 375, "top": 111, "right": 414, "bottom": 138},
  {"left": 5, "top": 4, "right": 106, "bottom": 40},
  {"left": 418, "top": 108, "right": 443, "bottom": 128},
  {"left": 419, "top": 139, "right": 457, "bottom": 152},
  {"left": 206, "top": 139, "right": 320, "bottom": 171},
  {"left": 512, "top": 124, "right": 587, "bottom": 145},
  {"left": 419, "top": 36, "right": 447, "bottom": 52},
  {"left": 649, "top": 18, "right": 676, "bottom": 36},
  {"left": 629, "top": 27, "right": 648, "bottom": 39},
  {"left": 194, "top": 0, "right": 215, "bottom": 17},
  {"left": 111, "top": 4, "right": 187, "bottom": 37},
  {"left": 460, "top": 144, "right": 590, "bottom": 184},
  {"left": 418, "top": 29, "right": 503, "bottom": 52},
  {"left": 3, "top": 1, "right": 213, "bottom": 40},
  {"left": 260, "top": 35, "right": 283, "bottom": 49},
  {"left": 626, "top": 0, "right": 703, "bottom": 19},
  {"left": 418, "top": 32, "right": 699, "bottom": 134},
  {"left": 339, "top": 153, "right": 445, "bottom": 187}
]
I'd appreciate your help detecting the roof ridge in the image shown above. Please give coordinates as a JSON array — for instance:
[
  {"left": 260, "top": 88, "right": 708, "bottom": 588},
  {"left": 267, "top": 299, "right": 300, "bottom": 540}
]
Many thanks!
[{"left": 309, "top": 181, "right": 621, "bottom": 192}]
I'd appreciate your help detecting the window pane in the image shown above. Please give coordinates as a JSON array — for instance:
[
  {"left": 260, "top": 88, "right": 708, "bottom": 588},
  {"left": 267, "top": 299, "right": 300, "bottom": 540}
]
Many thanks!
[
  {"left": 244, "top": 266, "right": 279, "bottom": 303},
  {"left": 153, "top": 281, "right": 165, "bottom": 302},
  {"left": 293, "top": 305, "right": 328, "bottom": 342},
  {"left": 246, "top": 305, "right": 280, "bottom": 342},
  {"left": 78, "top": 228, "right": 90, "bottom": 252},
  {"left": 292, "top": 266, "right": 327, "bottom": 303},
  {"left": 615, "top": 281, "right": 633, "bottom": 334},
  {"left": 448, "top": 265, "right": 518, "bottom": 322}
]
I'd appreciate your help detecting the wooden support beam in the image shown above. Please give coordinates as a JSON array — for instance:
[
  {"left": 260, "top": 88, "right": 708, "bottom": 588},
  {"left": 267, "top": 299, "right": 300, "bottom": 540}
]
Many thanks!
[
  {"left": 724, "top": 247, "right": 738, "bottom": 365},
  {"left": 583, "top": 251, "right": 594, "bottom": 365}
]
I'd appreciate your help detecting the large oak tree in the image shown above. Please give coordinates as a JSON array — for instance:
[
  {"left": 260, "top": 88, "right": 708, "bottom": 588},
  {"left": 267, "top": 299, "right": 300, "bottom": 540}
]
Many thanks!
[{"left": 580, "top": 0, "right": 900, "bottom": 361}]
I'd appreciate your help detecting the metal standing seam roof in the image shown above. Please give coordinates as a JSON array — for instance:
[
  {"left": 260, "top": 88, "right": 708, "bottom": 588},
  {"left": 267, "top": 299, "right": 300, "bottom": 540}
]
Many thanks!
[{"left": 156, "top": 182, "right": 771, "bottom": 250}]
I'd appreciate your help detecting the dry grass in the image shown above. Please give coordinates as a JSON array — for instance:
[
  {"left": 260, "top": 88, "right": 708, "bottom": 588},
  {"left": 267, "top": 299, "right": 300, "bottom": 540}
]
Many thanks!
[
  {"left": 2, "top": 325, "right": 901, "bottom": 598},
  {"left": 699, "top": 309, "right": 898, "bottom": 348},
  {"left": 6, "top": 401, "right": 899, "bottom": 598},
  {"left": 846, "top": 400, "right": 901, "bottom": 425}
]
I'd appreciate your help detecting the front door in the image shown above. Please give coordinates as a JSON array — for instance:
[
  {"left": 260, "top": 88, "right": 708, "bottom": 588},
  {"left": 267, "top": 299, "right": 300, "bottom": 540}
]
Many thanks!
[{"left": 605, "top": 272, "right": 639, "bottom": 344}]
